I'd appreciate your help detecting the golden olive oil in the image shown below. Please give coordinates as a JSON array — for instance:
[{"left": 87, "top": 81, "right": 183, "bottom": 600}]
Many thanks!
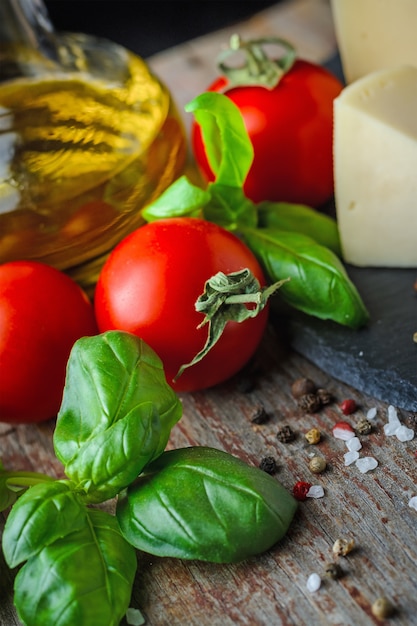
[{"left": 0, "top": 35, "right": 186, "bottom": 288}]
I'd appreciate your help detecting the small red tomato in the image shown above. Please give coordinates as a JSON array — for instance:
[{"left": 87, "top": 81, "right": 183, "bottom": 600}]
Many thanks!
[
  {"left": 94, "top": 217, "right": 269, "bottom": 392},
  {"left": 0, "top": 261, "right": 97, "bottom": 423},
  {"left": 192, "top": 39, "right": 343, "bottom": 208}
]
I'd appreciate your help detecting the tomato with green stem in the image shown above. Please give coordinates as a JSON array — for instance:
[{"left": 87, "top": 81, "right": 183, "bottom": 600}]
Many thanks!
[
  {"left": 191, "top": 35, "right": 343, "bottom": 208},
  {"left": 0, "top": 260, "right": 97, "bottom": 423},
  {"left": 94, "top": 217, "right": 280, "bottom": 392}
]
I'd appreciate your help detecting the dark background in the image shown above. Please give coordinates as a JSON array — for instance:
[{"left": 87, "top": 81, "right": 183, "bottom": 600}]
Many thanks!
[{"left": 44, "top": 1, "right": 280, "bottom": 58}]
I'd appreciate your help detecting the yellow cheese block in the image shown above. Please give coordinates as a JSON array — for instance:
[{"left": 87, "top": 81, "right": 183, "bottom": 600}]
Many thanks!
[
  {"left": 333, "top": 65, "right": 417, "bottom": 268},
  {"left": 331, "top": 0, "right": 417, "bottom": 83}
]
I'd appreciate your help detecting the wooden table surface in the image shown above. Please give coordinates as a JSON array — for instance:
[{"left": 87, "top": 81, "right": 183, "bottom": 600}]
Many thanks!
[{"left": 1, "top": 1, "right": 416, "bottom": 625}]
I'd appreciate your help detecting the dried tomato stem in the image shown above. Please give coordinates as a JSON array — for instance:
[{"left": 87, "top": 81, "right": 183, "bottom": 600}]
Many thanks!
[{"left": 217, "top": 34, "right": 296, "bottom": 90}]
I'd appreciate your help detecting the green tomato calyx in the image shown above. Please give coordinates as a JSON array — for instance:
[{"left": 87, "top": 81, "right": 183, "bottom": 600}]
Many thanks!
[
  {"left": 174, "top": 268, "right": 289, "bottom": 381},
  {"left": 218, "top": 34, "right": 296, "bottom": 90}
]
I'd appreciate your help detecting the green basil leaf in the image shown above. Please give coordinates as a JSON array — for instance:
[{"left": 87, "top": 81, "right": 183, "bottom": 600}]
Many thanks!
[
  {"left": 13, "top": 509, "right": 136, "bottom": 626},
  {"left": 2, "top": 480, "right": 85, "bottom": 568},
  {"left": 54, "top": 331, "right": 182, "bottom": 504},
  {"left": 142, "top": 175, "right": 211, "bottom": 222},
  {"left": 242, "top": 227, "right": 369, "bottom": 328},
  {"left": 185, "top": 92, "right": 254, "bottom": 187},
  {"left": 257, "top": 201, "right": 342, "bottom": 256},
  {"left": 203, "top": 184, "right": 258, "bottom": 230},
  {"left": 117, "top": 446, "right": 297, "bottom": 563}
]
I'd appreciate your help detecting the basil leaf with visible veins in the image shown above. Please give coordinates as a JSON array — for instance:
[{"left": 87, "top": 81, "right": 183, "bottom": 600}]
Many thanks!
[
  {"left": 13, "top": 509, "right": 136, "bottom": 626},
  {"left": 3, "top": 480, "right": 85, "bottom": 568},
  {"left": 117, "top": 446, "right": 297, "bottom": 563},
  {"left": 241, "top": 227, "right": 369, "bottom": 328},
  {"left": 53, "top": 331, "right": 182, "bottom": 503}
]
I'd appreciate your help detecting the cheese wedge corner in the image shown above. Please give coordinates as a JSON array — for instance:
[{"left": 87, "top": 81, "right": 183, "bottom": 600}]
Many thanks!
[{"left": 334, "top": 65, "right": 417, "bottom": 267}]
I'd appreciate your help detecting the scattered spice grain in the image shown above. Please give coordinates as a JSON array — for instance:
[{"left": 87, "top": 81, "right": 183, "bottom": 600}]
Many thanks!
[
  {"left": 371, "top": 596, "right": 394, "bottom": 619},
  {"left": 333, "top": 421, "right": 355, "bottom": 440},
  {"left": 305, "top": 428, "right": 321, "bottom": 444},
  {"left": 324, "top": 562, "right": 343, "bottom": 580},
  {"left": 298, "top": 393, "right": 321, "bottom": 413},
  {"left": 316, "top": 388, "right": 333, "bottom": 405},
  {"left": 277, "top": 425, "right": 295, "bottom": 443},
  {"left": 291, "top": 377, "right": 316, "bottom": 398},
  {"left": 332, "top": 537, "right": 355, "bottom": 557},
  {"left": 306, "top": 572, "right": 321, "bottom": 592},
  {"left": 309, "top": 456, "right": 327, "bottom": 474},
  {"left": 355, "top": 417, "right": 372, "bottom": 435},
  {"left": 259, "top": 456, "right": 278, "bottom": 475},
  {"left": 251, "top": 405, "right": 269, "bottom": 425},
  {"left": 293, "top": 481, "right": 312, "bottom": 501},
  {"left": 339, "top": 398, "right": 357, "bottom": 415}
]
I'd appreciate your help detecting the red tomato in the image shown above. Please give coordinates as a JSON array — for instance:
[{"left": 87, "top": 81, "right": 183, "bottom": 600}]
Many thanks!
[
  {"left": 0, "top": 261, "right": 97, "bottom": 423},
  {"left": 95, "top": 218, "right": 268, "bottom": 392},
  {"left": 192, "top": 59, "right": 343, "bottom": 207}
]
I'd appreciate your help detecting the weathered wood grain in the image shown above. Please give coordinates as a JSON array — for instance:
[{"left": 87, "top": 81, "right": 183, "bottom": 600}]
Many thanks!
[
  {"left": 1, "top": 1, "right": 417, "bottom": 625},
  {"left": 1, "top": 324, "right": 416, "bottom": 625}
]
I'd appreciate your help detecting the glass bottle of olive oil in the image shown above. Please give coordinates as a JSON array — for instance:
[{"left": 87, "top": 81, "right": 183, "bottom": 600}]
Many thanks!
[{"left": 0, "top": 0, "right": 186, "bottom": 289}]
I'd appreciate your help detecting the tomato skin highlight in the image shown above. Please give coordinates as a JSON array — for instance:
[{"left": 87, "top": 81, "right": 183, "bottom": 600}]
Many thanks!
[
  {"left": 191, "top": 59, "right": 343, "bottom": 208},
  {"left": 95, "top": 218, "right": 269, "bottom": 392},
  {"left": 0, "top": 261, "right": 98, "bottom": 423}
]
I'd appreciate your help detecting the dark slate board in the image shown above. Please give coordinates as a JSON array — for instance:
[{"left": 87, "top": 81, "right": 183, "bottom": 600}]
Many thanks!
[
  {"left": 272, "top": 267, "right": 417, "bottom": 412},
  {"left": 270, "top": 53, "right": 417, "bottom": 412}
]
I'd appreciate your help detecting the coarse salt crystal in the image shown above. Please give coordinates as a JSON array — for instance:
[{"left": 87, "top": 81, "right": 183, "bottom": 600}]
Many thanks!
[
  {"left": 366, "top": 407, "right": 377, "bottom": 420},
  {"left": 383, "top": 421, "right": 400, "bottom": 437},
  {"left": 408, "top": 496, "right": 417, "bottom": 511},
  {"left": 387, "top": 405, "right": 400, "bottom": 424},
  {"left": 395, "top": 425, "right": 415, "bottom": 442},
  {"left": 333, "top": 421, "right": 355, "bottom": 440},
  {"left": 355, "top": 456, "right": 378, "bottom": 473},
  {"left": 306, "top": 573, "right": 321, "bottom": 593},
  {"left": 346, "top": 436, "right": 362, "bottom": 452},
  {"left": 344, "top": 450, "right": 360, "bottom": 466},
  {"left": 306, "top": 485, "right": 325, "bottom": 499}
]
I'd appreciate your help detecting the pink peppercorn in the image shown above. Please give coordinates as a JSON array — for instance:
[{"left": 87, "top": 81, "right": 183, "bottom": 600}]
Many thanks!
[
  {"left": 339, "top": 399, "right": 357, "bottom": 415},
  {"left": 293, "top": 481, "right": 312, "bottom": 501}
]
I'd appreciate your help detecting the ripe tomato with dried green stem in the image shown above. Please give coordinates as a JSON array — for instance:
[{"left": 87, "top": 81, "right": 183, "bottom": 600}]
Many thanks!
[
  {"left": 191, "top": 35, "right": 343, "bottom": 208},
  {"left": 94, "top": 217, "right": 271, "bottom": 392},
  {"left": 0, "top": 260, "right": 97, "bottom": 423}
]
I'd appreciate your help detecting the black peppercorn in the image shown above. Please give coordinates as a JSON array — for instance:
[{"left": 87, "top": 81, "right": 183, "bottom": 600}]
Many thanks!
[
  {"left": 277, "top": 425, "right": 295, "bottom": 443},
  {"left": 251, "top": 405, "right": 269, "bottom": 424},
  {"left": 297, "top": 393, "right": 321, "bottom": 413},
  {"left": 316, "top": 388, "right": 333, "bottom": 405},
  {"left": 259, "top": 456, "right": 278, "bottom": 474}
]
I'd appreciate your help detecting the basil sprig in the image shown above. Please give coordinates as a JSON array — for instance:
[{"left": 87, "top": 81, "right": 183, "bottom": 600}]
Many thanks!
[
  {"left": 1, "top": 331, "right": 297, "bottom": 626},
  {"left": 143, "top": 92, "right": 368, "bottom": 329},
  {"left": 53, "top": 331, "right": 182, "bottom": 503}
]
